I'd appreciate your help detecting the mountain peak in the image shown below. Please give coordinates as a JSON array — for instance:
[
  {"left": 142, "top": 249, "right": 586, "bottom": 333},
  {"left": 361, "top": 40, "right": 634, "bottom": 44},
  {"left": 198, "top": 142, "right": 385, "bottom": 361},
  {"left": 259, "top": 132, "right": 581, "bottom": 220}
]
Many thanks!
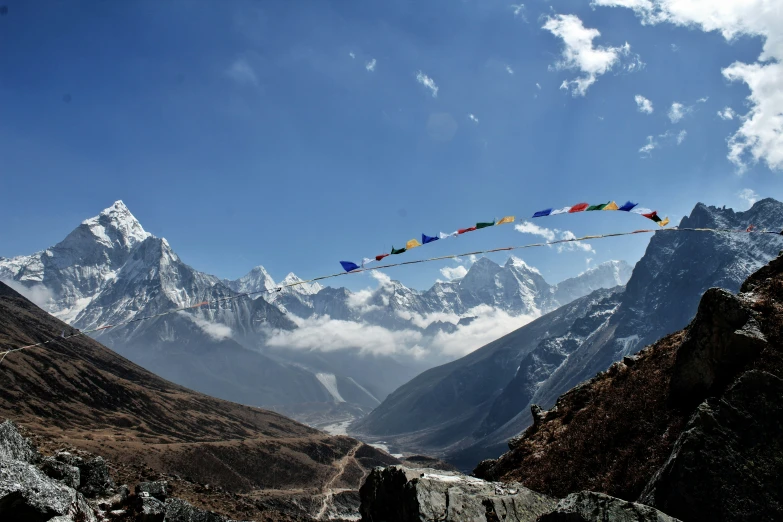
[
  {"left": 79, "top": 200, "right": 151, "bottom": 249},
  {"left": 281, "top": 272, "right": 323, "bottom": 295},
  {"left": 504, "top": 256, "right": 541, "bottom": 275}
]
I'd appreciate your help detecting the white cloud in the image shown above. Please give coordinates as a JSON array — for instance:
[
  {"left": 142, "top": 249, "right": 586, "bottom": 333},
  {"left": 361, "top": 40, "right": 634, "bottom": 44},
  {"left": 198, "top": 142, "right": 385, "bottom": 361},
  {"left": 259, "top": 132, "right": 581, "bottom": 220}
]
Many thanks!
[
  {"left": 226, "top": 57, "right": 258, "bottom": 86},
  {"left": 440, "top": 265, "right": 468, "bottom": 281},
  {"left": 349, "top": 52, "right": 355, "bottom": 59},
  {"left": 416, "top": 71, "right": 439, "bottom": 98},
  {"left": 668, "top": 102, "right": 690, "bottom": 123},
  {"left": 718, "top": 107, "right": 736, "bottom": 120},
  {"left": 515, "top": 221, "right": 595, "bottom": 253},
  {"left": 635, "top": 94, "right": 654, "bottom": 114},
  {"left": 697, "top": 96, "right": 709, "bottom": 103},
  {"left": 543, "top": 14, "right": 642, "bottom": 96},
  {"left": 511, "top": 4, "right": 526, "bottom": 19},
  {"left": 671, "top": 43, "right": 680, "bottom": 52},
  {"left": 639, "top": 135, "right": 657, "bottom": 156},
  {"left": 365, "top": 58, "right": 377, "bottom": 72},
  {"left": 677, "top": 129, "right": 687, "bottom": 144},
  {"left": 506, "top": 65, "right": 515, "bottom": 75},
  {"left": 183, "top": 313, "right": 233, "bottom": 341},
  {"left": 536, "top": 82, "right": 542, "bottom": 89},
  {"left": 1, "top": 280, "right": 54, "bottom": 309},
  {"left": 592, "top": 0, "right": 783, "bottom": 172},
  {"left": 738, "top": 188, "right": 759, "bottom": 209},
  {"left": 468, "top": 113, "right": 479, "bottom": 123},
  {"left": 345, "top": 271, "right": 392, "bottom": 314}
]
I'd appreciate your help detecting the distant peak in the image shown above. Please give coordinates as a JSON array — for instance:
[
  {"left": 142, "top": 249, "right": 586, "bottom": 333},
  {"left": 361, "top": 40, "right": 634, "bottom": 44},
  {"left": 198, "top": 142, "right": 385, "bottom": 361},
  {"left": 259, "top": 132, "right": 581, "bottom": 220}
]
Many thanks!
[
  {"left": 79, "top": 200, "right": 151, "bottom": 248},
  {"left": 505, "top": 255, "right": 541, "bottom": 275}
]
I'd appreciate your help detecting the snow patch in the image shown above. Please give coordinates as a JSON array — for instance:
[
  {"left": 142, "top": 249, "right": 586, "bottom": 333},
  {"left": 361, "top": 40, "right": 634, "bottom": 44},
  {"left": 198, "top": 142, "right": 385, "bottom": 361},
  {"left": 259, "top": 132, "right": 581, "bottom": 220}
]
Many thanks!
[{"left": 316, "top": 373, "right": 346, "bottom": 403}]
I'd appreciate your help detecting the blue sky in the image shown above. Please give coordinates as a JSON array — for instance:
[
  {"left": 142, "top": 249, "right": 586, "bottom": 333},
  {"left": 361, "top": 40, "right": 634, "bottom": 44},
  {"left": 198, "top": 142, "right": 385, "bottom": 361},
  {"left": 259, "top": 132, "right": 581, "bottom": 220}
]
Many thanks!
[{"left": 1, "top": 0, "right": 781, "bottom": 291}]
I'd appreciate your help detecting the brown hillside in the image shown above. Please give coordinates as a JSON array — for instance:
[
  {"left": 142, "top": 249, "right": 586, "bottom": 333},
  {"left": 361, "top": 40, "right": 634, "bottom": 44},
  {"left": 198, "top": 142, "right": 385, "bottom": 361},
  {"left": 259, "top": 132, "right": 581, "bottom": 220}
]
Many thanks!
[{"left": 0, "top": 282, "right": 397, "bottom": 520}]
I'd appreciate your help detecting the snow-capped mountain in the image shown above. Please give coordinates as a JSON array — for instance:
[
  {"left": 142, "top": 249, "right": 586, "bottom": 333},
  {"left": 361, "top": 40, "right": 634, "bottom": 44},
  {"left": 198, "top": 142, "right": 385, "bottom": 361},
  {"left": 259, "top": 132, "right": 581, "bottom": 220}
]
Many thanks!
[{"left": 354, "top": 199, "right": 783, "bottom": 469}]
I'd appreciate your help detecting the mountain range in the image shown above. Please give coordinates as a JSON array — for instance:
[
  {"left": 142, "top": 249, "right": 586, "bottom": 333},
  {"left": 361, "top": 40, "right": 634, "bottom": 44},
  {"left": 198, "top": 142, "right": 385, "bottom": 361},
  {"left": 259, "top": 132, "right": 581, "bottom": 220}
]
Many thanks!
[
  {"left": 0, "top": 201, "right": 631, "bottom": 423},
  {"left": 353, "top": 198, "right": 783, "bottom": 468}
]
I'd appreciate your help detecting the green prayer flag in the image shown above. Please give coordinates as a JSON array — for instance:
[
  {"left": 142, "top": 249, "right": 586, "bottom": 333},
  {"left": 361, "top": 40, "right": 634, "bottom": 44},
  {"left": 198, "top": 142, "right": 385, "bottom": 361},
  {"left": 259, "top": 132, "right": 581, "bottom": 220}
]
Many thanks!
[
  {"left": 391, "top": 246, "right": 407, "bottom": 255},
  {"left": 476, "top": 221, "right": 495, "bottom": 229},
  {"left": 586, "top": 202, "right": 610, "bottom": 211}
]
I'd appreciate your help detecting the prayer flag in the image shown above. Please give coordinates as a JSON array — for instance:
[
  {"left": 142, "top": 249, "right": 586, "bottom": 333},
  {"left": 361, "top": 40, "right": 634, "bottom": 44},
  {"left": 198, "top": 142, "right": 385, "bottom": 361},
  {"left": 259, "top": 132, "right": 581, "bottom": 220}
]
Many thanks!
[
  {"left": 603, "top": 201, "right": 619, "bottom": 211},
  {"left": 361, "top": 258, "right": 374, "bottom": 267},
  {"left": 458, "top": 227, "right": 477, "bottom": 234},
  {"left": 631, "top": 207, "right": 653, "bottom": 215},
  {"left": 659, "top": 217, "right": 670, "bottom": 227},
  {"left": 476, "top": 221, "right": 495, "bottom": 229},
  {"left": 551, "top": 207, "right": 571, "bottom": 215},
  {"left": 391, "top": 246, "right": 406, "bottom": 255},
  {"left": 439, "top": 231, "right": 458, "bottom": 239},
  {"left": 496, "top": 216, "right": 515, "bottom": 225},
  {"left": 586, "top": 202, "right": 610, "bottom": 211},
  {"left": 569, "top": 203, "right": 589, "bottom": 213},
  {"left": 340, "top": 261, "right": 360, "bottom": 272},
  {"left": 618, "top": 201, "right": 638, "bottom": 212},
  {"left": 532, "top": 208, "right": 553, "bottom": 218},
  {"left": 406, "top": 239, "right": 422, "bottom": 249},
  {"left": 422, "top": 234, "right": 439, "bottom": 244},
  {"left": 746, "top": 224, "right": 755, "bottom": 232},
  {"left": 375, "top": 253, "right": 390, "bottom": 261}
]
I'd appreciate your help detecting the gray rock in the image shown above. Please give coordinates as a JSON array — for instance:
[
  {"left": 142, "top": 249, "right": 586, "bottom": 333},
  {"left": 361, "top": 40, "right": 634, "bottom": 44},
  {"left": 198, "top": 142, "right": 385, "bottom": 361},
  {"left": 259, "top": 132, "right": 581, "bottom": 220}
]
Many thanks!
[
  {"left": 538, "top": 491, "right": 680, "bottom": 521},
  {"left": 41, "top": 456, "right": 81, "bottom": 489},
  {"left": 668, "top": 289, "right": 766, "bottom": 409},
  {"left": 359, "top": 465, "right": 556, "bottom": 522},
  {"left": 77, "top": 456, "right": 115, "bottom": 497},
  {"left": 641, "top": 370, "right": 783, "bottom": 522},
  {"left": 97, "top": 484, "right": 129, "bottom": 511},
  {"left": 0, "top": 420, "right": 39, "bottom": 464},
  {"left": 0, "top": 458, "right": 96, "bottom": 522},
  {"left": 163, "top": 497, "right": 228, "bottom": 522},
  {"left": 141, "top": 495, "right": 166, "bottom": 522},
  {"left": 136, "top": 480, "right": 168, "bottom": 501}
]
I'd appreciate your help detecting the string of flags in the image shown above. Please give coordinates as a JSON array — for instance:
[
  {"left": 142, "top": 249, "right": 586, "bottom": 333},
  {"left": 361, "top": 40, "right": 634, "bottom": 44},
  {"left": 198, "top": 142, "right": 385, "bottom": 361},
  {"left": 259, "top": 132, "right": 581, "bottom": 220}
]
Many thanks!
[
  {"left": 2, "top": 225, "right": 782, "bottom": 365},
  {"left": 340, "top": 201, "right": 669, "bottom": 272}
]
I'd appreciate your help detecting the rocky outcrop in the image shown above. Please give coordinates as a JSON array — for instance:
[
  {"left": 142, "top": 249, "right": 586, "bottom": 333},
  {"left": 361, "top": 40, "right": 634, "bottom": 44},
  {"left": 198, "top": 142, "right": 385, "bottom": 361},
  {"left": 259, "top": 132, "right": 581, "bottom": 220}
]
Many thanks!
[
  {"left": 668, "top": 289, "right": 767, "bottom": 409},
  {"left": 50, "top": 452, "right": 115, "bottom": 498},
  {"left": 641, "top": 370, "right": 783, "bottom": 521},
  {"left": 359, "top": 466, "right": 557, "bottom": 522},
  {"left": 163, "top": 498, "right": 236, "bottom": 522},
  {"left": 0, "top": 419, "right": 39, "bottom": 463},
  {"left": 40, "top": 457, "right": 80, "bottom": 489},
  {"left": 136, "top": 481, "right": 168, "bottom": 502},
  {"left": 538, "top": 491, "right": 681, "bottom": 522}
]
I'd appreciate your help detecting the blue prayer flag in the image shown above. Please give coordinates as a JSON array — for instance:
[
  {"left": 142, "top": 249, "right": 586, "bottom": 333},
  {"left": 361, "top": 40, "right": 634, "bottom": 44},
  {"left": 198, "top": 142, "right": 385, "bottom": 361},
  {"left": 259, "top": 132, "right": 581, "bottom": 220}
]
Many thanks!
[
  {"left": 532, "top": 208, "right": 553, "bottom": 218},
  {"left": 422, "top": 234, "right": 439, "bottom": 244},
  {"left": 618, "top": 201, "right": 638, "bottom": 212},
  {"left": 340, "top": 261, "right": 361, "bottom": 272}
]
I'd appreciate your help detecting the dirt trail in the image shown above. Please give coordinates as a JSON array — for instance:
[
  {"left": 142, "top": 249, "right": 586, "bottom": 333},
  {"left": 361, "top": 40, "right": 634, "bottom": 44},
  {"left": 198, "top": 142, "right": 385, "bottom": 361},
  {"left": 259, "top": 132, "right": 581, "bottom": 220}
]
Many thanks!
[{"left": 315, "top": 442, "right": 364, "bottom": 520}]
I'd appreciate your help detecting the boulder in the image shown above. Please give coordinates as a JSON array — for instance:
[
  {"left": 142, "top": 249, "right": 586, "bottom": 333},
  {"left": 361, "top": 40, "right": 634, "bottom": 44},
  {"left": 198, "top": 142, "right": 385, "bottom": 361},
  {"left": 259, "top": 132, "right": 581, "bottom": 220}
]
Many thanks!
[
  {"left": 668, "top": 289, "right": 766, "bottom": 409},
  {"left": 538, "top": 491, "right": 680, "bottom": 521},
  {"left": 76, "top": 456, "right": 115, "bottom": 497},
  {"left": 136, "top": 480, "right": 168, "bottom": 502},
  {"left": 0, "top": 420, "right": 39, "bottom": 464},
  {"left": 140, "top": 494, "right": 166, "bottom": 522},
  {"left": 97, "top": 484, "right": 130, "bottom": 511},
  {"left": 0, "top": 458, "right": 96, "bottom": 522},
  {"left": 641, "top": 370, "right": 783, "bottom": 522},
  {"left": 41, "top": 456, "right": 80, "bottom": 489},
  {"left": 359, "top": 466, "right": 556, "bottom": 522},
  {"left": 163, "top": 497, "right": 229, "bottom": 522}
]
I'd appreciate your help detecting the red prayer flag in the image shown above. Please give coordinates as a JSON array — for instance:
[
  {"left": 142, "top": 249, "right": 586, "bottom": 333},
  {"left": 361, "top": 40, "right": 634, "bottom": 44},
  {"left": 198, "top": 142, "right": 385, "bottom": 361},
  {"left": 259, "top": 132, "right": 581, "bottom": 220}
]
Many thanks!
[
  {"left": 746, "top": 224, "right": 755, "bottom": 232},
  {"left": 641, "top": 211, "right": 658, "bottom": 219},
  {"left": 458, "top": 227, "right": 477, "bottom": 234},
  {"left": 568, "top": 203, "right": 589, "bottom": 213},
  {"left": 375, "top": 253, "right": 390, "bottom": 261}
]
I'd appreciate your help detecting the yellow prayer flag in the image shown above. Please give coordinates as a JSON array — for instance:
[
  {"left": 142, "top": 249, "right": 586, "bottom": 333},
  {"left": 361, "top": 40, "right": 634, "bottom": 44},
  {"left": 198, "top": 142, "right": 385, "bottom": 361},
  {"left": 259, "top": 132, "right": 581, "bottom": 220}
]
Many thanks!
[
  {"left": 658, "top": 217, "right": 670, "bottom": 227},
  {"left": 603, "top": 201, "right": 619, "bottom": 211},
  {"left": 406, "top": 239, "right": 422, "bottom": 249},
  {"left": 496, "top": 216, "right": 515, "bottom": 225}
]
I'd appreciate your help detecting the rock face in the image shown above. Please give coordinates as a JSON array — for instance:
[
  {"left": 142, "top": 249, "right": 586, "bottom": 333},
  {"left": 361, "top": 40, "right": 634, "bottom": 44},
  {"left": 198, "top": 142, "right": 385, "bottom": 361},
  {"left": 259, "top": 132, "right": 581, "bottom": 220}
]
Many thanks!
[
  {"left": 164, "top": 498, "right": 233, "bottom": 522},
  {"left": 539, "top": 491, "right": 681, "bottom": 522},
  {"left": 641, "top": 370, "right": 783, "bottom": 522},
  {"left": 0, "top": 420, "right": 39, "bottom": 463},
  {"left": 359, "top": 466, "right": 557, "bottom": 522},
  {"left": 40, "top": 457, "right": 80, "bottom": 489},
  {"left": 136, "top": 481, "right": 168, "bottom": 502}
]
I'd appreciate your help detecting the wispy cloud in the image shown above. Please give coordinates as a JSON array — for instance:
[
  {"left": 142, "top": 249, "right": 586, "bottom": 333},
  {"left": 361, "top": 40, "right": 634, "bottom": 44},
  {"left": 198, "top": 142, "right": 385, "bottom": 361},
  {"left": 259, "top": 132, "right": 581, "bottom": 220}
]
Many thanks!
[
  {"left": 365, "top": 58, "right": 377, "bottom": 72},
  {"left": 668, "top": 102, "right": 691, "bottom": 123},
  {"left": 511, "top": 3, "right": 527, "bottom": 21},
  {"left": 515, "top": 221, "right": 594, "bottom": 253},
  {"left": 676, "top": 129, "right": 687, "bottom": 145},
  {"left": 640, "top": 129, "right": 687, "bottom": 157},
  {"left": 440, "top": 265, "right": 468, "bottom": 281},
  {"left": 738, "top": 188, "right": 759, "bottom": 209},
  {"left": 349, "top": 52, "right": 355, "bottom": 59},
  {"left": 593, "top": 0, "right": 783, "bottom": 171},
  {"left": 635, "top": 94, "right": 654, "bottom": 114},
  {"left": 717, "top": 107, "right": 736, "bottom": 120},
  {"left": 536, "top": 82, "right": 541, "bottom": 90},
  {"left": 639, "top": 136, "right": 657, "bottom": 157},
  {"left": 226, "top": 57, "right": 258, "bottom": 86},
  {"left": 468, "top": 113, "right": 479, "bottom": 124},
  {"left": 183, "top": 313, "right": 233, "bottom": 341},
  {"left": 416, "top": 71, "right": 439, "bottom": 98},
  {"left": 506, "top": 65, "right": 514, "bottom": 75},
  {"left": 697, "top": 96, "right": 709, "bottom": 103},
  {"left": 543, "top": 14, "right": 642, "bottom": 96},
  {"left": 1, "top": 280, "right": 54, "bottom": 309}
]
